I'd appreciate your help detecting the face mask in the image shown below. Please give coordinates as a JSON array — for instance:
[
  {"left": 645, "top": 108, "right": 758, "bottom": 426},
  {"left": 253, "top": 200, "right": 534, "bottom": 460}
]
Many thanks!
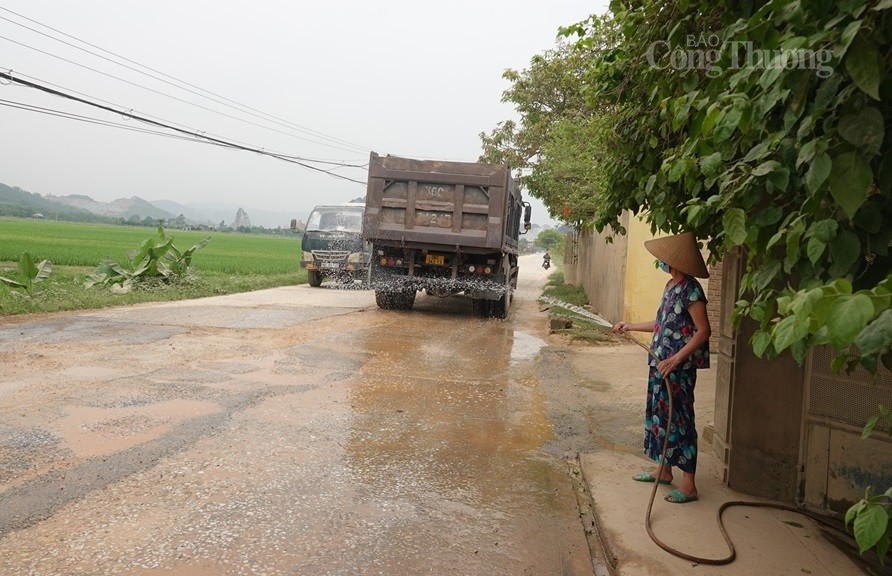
[{"left": 657, "top": 260, "right": 670, "bottom": 273}]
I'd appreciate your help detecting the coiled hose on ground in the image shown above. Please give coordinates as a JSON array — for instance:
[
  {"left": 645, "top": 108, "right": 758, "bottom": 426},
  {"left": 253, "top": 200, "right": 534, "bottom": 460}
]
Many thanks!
[{"left": 539, "top": 297, "right": 851, "bottom": 566}]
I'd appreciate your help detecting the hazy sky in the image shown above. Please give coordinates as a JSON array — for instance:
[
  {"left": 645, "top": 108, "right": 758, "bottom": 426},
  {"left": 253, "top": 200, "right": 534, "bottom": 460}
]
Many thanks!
[{"left": 0, "top": 1, "right": 608, "bottom": 226}]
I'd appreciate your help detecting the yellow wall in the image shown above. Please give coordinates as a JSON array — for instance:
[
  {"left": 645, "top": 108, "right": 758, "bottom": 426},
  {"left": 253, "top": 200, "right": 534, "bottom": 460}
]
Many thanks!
[
  {"left": 623, "top": 217, "right": 664, "bottom": 331},
  {"left": 567, "top": 211, "right": 710, "bottom": 346}
]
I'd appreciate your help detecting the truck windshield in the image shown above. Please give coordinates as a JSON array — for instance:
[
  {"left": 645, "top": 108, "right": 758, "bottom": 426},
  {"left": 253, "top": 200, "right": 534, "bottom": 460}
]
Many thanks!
[{"left": 306, "top": 208, "right": 363, "bottom": 233}]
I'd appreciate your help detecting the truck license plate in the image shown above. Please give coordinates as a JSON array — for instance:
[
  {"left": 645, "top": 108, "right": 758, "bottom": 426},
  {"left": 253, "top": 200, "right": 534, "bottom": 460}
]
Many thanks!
[
  {"left": 425, "top": 254, "right": 445, "bottom": 266},
  {"left": 321, "top": 262, "right": 340, "bottom": 269}
]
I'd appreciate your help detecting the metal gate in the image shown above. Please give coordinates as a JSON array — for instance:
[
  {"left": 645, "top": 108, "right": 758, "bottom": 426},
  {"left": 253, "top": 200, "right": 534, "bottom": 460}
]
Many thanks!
[{"left": 799, "top": 345, "right": 892, "bottom": 515}]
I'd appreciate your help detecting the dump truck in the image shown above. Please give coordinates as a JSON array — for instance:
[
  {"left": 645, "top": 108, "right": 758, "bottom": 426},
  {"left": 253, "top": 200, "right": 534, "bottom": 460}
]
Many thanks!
[
  {"left": 291, "top": 203, "right": 370, "bottom": 287},
  {"left": 362, "top": 152, "right": 531, "bottom": 318}
]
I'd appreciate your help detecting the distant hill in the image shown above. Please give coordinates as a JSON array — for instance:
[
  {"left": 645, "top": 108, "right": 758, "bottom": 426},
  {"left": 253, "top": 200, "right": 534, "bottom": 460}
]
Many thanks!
[
  {"left": 150, "top": 199, "right": 296, "bottom": 229},
  {"left": 0, "top": 181, "right": 296, "bottom": 229},
  {"left": 1, "top": 181, "right": 559, "bottom": 231},
  {"left": 44, "top": 193, "right": 176, "bottom": 221},
  {"left": 0, "top": 183, "right": 101, "bottom": 221}
]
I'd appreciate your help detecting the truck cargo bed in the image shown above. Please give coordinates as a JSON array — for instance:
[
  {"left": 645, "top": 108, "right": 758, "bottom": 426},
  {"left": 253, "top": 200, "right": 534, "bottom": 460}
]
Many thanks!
[{"left": 363, "top": 153, "right": 522, "bottom": 252}]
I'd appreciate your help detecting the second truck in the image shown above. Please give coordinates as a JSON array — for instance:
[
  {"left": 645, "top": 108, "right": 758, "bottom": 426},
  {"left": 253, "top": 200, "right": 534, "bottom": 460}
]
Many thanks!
[
  {"left": 362, "top": 152, "right": 531, "bottom": 318},
  {"left": 292, "top": 203, "right": 369, "bottom": 287}
]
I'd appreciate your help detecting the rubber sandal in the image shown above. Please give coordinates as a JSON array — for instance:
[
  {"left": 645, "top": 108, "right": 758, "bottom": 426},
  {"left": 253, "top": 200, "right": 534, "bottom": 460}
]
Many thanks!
[
  {"left": 633, "top": 472, "right": 671, "bottom": 485},
  {"left": 664, "top": 489, "right": 698, "bottom": 503}
]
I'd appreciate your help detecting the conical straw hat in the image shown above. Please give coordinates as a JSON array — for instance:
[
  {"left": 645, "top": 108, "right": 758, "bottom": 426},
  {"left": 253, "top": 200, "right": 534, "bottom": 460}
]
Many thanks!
[{"left": 644, "top": 232, "right": 709, "bottom": 278}]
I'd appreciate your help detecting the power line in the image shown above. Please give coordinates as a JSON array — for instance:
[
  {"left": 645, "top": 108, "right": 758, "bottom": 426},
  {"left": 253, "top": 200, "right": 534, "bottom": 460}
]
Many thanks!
[
  {"left": 0, "top": 6, "right": 375, "bottom": 155},
  {"left": 0, "top": 70, "right": 368, "bottom": 185},
  {"left": 2, "top": 68, "right": 367, "bottom": 170},
  {"left": 0, "top": 97, "right": 230, "bottom": 145},
  {"left": 0, "top": 32, "right": 373, "bottom": 157}
]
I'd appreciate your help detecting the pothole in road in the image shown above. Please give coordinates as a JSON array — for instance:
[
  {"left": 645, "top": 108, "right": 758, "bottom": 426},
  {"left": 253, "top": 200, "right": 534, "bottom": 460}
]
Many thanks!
[{"left": 53, "top": 400, "right": 221, "bottom": 459}]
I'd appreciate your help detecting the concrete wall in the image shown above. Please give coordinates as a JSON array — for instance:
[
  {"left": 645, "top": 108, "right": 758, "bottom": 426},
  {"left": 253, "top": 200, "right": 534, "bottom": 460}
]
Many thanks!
[
  {"left": 564, "top": 213, "right": 658, "bottom": 344},
  {"left": 567, "top": 213, "right": 715, "bottom": 346},
  {"left": 623, "top": 217, "right": 665, "bottom": 329},
  {"left": 564, "top": 216, "right": 628, "bottom": 327}
]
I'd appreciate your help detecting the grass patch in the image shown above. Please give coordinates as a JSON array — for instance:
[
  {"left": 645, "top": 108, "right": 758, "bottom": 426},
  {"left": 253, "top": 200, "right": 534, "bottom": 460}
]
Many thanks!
[
  {"left": 539, "top": 271, "right": 620, "bottom": 345},
  {"left": 0, "top": 218, "right": 300, "bottom": 274},
  {"left": 541, "top": 271, "right": 589, "bottom": 306},
  {"left": 552, "top": 314, "right": 616, "bottom": 343}
]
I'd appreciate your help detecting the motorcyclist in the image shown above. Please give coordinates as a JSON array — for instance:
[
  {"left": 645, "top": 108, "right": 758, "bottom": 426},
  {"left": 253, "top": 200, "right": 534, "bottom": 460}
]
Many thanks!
[{"left": 542, "top": 250, "right": 552, "bottom": 269}]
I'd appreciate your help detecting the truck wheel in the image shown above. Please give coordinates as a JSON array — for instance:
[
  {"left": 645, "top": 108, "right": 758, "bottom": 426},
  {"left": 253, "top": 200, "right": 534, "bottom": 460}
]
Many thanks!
[
  {"left": 375, "top": 290, "right": 394, "bottom": 309},
  {"left": 395, "top": 290, "right": 416, "bottom": 310},
  {"left": 307, "top": 269, "right": 323, "bottom": 287}
]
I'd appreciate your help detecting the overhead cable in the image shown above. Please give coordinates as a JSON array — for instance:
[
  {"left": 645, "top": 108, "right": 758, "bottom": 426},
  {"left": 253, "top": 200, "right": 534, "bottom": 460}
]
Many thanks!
[
  {"left": 0, "top": 97, "right": 229, "bottom": 144},
  {"left": 0, "top": 33, "right": 371, "bottom": 157},
  {"left": 0, "top": 6, "right": 373, "bottom": 154},
  {"left": 2, "top": 68, "right": 366, "bottom": 170},
  {"left": 0, "top": 70, "right": 366, "bottom": 185}
]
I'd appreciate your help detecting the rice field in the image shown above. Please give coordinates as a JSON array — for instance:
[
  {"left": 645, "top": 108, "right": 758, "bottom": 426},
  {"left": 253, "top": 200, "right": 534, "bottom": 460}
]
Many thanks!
[
  {"left": 0, "top": 218, "right": 301, "bottom": 275},
  {"left": 0, "top": 217, "right": 307, "bottom": 315}
]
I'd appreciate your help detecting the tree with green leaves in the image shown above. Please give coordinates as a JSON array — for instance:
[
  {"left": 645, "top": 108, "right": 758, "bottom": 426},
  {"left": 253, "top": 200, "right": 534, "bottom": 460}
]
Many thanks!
[
  {"left": 558, "top": 0, "right": 891, "bottom": 375},
  {"left": 484, "top": 0, "right": 892, "bottom": 560},
  {"left": 479, "top": 34, "right": 616, "bottom": 224},
  {"left": 534, "top": 228, "right": 566, "bottom": 252}
]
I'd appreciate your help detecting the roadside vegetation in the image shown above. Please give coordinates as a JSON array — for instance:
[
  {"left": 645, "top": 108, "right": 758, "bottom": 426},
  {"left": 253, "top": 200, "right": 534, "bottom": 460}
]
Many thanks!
[
  {"left": 541, "top": 271, "right": 586, "bottom": 306},
  {"left": 534, "top": 235, "right": 616, "bottom": 344},
  {"left": 0, "top": 218, "right": 304, "bottom": 315},
  {"left": 480, "top": 1, "right": 891, "bottom": 560}
]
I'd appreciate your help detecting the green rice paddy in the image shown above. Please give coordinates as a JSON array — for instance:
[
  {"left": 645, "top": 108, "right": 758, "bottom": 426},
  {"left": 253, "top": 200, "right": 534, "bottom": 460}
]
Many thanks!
[
  {"left": 0, "top": 217, "right": 307, "bottom": 315},
  {"left": 0, "top": 218, "right": 300, "bottom": 274}
]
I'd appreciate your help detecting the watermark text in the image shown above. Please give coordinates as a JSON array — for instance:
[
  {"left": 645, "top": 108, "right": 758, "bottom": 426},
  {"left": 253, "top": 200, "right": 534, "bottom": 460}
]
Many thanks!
[{"left": 646, "top": 33, "right": 834, "bottom": 79}]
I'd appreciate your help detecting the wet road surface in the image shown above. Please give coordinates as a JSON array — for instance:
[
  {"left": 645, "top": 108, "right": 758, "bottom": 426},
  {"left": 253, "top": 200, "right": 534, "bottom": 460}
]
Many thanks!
[{"left": 0, "top": 255, "right": 595, "bottom": 575}]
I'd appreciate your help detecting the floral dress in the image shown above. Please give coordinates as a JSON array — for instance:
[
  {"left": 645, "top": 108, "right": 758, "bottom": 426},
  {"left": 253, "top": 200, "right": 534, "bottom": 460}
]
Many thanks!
[{"left": 644, "top": 276, "right": 709, "bottom": 473}]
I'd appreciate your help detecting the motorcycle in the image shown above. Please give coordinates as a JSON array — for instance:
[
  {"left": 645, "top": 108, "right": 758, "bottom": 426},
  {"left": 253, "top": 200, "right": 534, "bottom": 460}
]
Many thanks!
[{"left": 542, "top": 258, "right": 551, "bottom": 270}]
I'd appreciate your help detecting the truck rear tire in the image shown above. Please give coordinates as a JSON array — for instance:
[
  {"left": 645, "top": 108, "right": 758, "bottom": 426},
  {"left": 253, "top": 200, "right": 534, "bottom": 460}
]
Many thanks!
[
  {"left": 307, "top": 269, "right": 323, "bottom": 287},
  {"left": 375, "top": 290, "right": 394, "bottom": 309},
  {"left": 376, "top": 289, "right": 415, "bottom": 310},
  {"left": 395, "top": 290, "right": 416, "bottom": 310},
  {"left": 472, "top": 296, "right": 507, "bottom": 318}
]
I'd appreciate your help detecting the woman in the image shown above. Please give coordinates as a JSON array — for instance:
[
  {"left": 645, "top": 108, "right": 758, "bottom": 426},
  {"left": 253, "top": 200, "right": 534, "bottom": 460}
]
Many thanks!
[{"left": 612, "top": 232, "right": 711, "bottom": 504}]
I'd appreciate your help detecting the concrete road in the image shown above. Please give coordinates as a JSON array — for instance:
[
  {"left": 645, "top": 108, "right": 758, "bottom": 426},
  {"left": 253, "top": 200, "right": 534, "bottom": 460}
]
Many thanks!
[{"left": 0, "top": 254, "right": 596, "bottom": 575}]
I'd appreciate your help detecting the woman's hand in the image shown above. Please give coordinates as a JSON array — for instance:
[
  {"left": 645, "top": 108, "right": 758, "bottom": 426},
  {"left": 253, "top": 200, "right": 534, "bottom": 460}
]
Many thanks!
[
  {"left": 656, "top": 355, "right": 681, "bottom": 376},
  {"left": 612, "top": 319, "right": 656, "bottom": 334}
]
